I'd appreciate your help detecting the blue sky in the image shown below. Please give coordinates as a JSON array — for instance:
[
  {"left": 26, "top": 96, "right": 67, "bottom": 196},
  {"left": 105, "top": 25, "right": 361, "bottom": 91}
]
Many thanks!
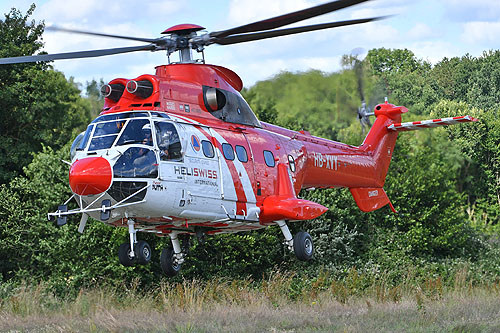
[{"left": 1, "top": 0, "right": 499, "bottom": 88}]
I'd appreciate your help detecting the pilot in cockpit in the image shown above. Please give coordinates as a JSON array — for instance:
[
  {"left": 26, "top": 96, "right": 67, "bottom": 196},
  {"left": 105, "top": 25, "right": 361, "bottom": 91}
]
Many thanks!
[
  {"left": 142, "top": 123, "right": 153, "bottom": 145},
  {"left": 158, "top": 130, "right": 172, "bottom": 160},
  {"left": 137, "top": 123, "right": 153, "bottom": 158}
]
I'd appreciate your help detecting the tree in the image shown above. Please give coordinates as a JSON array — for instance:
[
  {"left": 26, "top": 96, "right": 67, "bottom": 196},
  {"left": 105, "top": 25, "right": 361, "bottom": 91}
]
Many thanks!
[{"left": 0, "top": 6, "right": 92, "bottom": 184}]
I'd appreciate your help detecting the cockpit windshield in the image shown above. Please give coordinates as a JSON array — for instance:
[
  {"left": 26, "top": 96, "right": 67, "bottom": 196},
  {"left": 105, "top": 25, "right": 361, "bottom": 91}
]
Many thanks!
[
  {"left": 80, "top": 112, "right": 183, "bottom": 160},
  {"left": 116, "top": 119, "right": 152, "bottom": 146},
  {"left": 73, "top": 111, "right": 184, "bottom": 180},
  {"left": 88, "top": 120, "right": 126, "bottom": 151}
]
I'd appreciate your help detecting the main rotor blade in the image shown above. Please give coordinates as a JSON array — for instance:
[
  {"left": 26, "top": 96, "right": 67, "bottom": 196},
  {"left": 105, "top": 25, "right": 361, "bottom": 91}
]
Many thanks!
[
  {"left": 214, "top": 17, "right": 383, "bottom": 45},
  {"left": 45, "top": 25, "right": 161, "bottom": 44},
  {"left": 0, "top": 44, "right": 156, "bottom": 64},
  {"left": 210, "top": 0, "right": 372, "bottom": 38}
]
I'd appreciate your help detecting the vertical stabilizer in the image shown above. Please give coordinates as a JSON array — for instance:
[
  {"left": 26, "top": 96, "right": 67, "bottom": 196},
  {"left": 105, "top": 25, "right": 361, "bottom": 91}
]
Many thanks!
[{"left": 358, "top": 101, "right": 407, "bottom": 187}]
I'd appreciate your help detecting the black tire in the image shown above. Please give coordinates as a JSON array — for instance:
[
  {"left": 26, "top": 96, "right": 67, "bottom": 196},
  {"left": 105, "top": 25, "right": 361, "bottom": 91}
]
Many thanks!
[
  {"left": 293, "top": 231, "right": 314, "bottom": 261},
  {"left": 135, "top": 240, "right": 152, "bottom": 265},
  {"left": 160, "top": 247, "right": 181, "bottom": 277},
  {"left": 118, "top": 243, "right": 135, "bottom": 266}
]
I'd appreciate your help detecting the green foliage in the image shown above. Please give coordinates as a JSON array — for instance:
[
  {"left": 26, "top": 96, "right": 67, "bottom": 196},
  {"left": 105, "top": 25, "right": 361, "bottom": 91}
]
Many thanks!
[
  {"left": 381, "top": 129, "right": 481, "bottom": 258},
  {"left": 366, "top": 48, "right": 429, "bottom": 75},
  {"left": 0, "top": 11, "right": 499, "bottom": 297},
  {"left": 431, "top": 100, "right": 500, "bottom": 229},
  {"left": 83, "top": 78, "right": 105, "bottom": 119},
  {"left": 0, "top": 6, "right": 92, "bottom": 184},
  {"left": 244, "top": 69, "right": 373, "bottom": 139}
]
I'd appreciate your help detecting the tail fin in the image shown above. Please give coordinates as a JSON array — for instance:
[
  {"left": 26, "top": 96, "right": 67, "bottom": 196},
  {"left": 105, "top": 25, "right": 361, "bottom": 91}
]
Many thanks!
[
  {"left": 358, "top": 101, "right": 408, "bottom": 187},
  {"left": 350, "top": 102, "right": 477, "bottom": 213}
]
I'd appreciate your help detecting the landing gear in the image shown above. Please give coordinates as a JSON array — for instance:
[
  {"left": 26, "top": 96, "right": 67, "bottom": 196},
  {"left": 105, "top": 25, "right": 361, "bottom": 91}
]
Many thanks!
[
  {"left": 160, "top": 247, "right": 182, "bottom": 277},
  {"left": 118, "top": 219, "right": 152, "bottom": 266},
  {"left": 160, "top": 232, "right": 188, "bottom": 277},
  {"left": 118, "top": 243, "right": 135, "bottom": 266},
  {"left": 276, "top": 220, "right": 314, "bottom": 261},
  {"left": 293, "top": 230, "right": 314, "bottom": 261},
  {"left": 135, "top": 240, "right": 152, "bottom": 264},
  {"left": 118, "top": 240, "right": 152, "bottom": 266}
]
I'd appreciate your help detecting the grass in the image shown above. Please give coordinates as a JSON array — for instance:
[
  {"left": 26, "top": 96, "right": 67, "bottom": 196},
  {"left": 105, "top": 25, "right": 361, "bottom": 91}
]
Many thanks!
[{"left": 1, "top": 270, "right": 500, "bottom": 332}]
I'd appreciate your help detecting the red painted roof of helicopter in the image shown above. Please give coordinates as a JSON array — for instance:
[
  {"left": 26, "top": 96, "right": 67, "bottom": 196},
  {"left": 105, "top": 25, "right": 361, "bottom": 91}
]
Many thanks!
[
  {"left": 161, "top": 24, "right": 205, "bottom": 34},
  {"left": 101, "top": 63, "right": 244, "bottom": 120}
]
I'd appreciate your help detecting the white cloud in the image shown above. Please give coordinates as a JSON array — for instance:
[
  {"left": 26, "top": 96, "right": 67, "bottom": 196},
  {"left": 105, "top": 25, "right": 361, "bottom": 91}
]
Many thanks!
[
  {"left": 408, "top": 23, "right": 434, "bottom": 40},
  {"left": 443, "top": 0, "right": 500, "bottom": 22},
  {"left": 227, "top": 0, "right": 319, "bottom": 26},
  {"left": 408, "top": 41, "right": 460, "bottom": 64},
  {"left": 462, "top": 21, "right": 500, "bottom": 45}
]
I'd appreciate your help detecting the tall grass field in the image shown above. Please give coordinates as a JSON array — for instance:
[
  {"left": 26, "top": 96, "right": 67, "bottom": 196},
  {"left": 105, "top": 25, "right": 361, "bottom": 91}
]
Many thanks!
[{"left": 1, "top": 269, "right": 500, "bottom": 332}]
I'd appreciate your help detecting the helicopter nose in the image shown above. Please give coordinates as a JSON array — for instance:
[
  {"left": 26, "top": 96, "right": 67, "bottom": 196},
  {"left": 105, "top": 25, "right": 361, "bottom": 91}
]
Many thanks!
[{"left": 69, "top": 157, "right": 112, "bottom": 195}]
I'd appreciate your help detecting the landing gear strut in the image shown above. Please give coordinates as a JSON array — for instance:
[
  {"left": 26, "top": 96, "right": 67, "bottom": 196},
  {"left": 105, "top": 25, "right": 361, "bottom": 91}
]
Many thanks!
[
  {"left": 276, "top": 220, "right": 314, "bottom": 261},
  {"left": 118, "top": 219, "right": 152, "bottom": 266}
]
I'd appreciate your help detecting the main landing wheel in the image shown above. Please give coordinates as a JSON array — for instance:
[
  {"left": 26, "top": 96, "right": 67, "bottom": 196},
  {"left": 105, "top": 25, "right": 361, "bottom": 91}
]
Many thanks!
[
  {"left": 118, "top": 243, "right": 135, "bottom": 267},
  {"left": 293, "top": 231, "right": 314, "bottom": 261},
  {"left": 160, "top": 247, "right": 182, "bottom": 277}
]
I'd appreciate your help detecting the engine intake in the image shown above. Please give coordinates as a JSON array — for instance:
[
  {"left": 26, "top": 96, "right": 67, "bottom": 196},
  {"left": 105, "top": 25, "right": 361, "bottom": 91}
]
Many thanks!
[
  {"left": 204, "top": 87, "right": 226, "bottom": 111},
  {"left": 126, "top": 80, "right": 154, "bottom": 98},
  {"left": 101, "top": 83, "right": 125, "bottom": 102}
]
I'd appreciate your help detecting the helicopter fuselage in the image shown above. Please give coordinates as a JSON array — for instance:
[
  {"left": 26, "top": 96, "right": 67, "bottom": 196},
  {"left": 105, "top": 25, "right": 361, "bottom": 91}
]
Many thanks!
[{"left": 68, "top": 63, "right": 399, "bottom": 237}]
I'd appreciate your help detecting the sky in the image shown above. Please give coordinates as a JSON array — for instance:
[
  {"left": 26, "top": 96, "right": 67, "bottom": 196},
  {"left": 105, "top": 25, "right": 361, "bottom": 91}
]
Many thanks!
[{"left": 0, "top": 0, "right": 499, "bottom": 89}]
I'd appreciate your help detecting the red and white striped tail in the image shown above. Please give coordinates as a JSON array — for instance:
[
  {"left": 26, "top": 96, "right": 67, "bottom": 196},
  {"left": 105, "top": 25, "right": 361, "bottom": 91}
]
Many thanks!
[{"left": 387, "top": 115, "right": 478, "bottom": 132}]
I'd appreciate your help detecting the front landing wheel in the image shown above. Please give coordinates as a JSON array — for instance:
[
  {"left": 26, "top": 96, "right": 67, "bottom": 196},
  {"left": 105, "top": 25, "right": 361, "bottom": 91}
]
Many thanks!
[
  {"left": 118, "top": 243, "right": 135, "bottom": 266},
  {"left": 160, "top": 247, "right": 182, "bottom": 277},
  {"left": 135, "top": 240, "right": 152, "bottom": 265},
  {"left": 293, "top": 231, "right": 314, "bottom": 261}
]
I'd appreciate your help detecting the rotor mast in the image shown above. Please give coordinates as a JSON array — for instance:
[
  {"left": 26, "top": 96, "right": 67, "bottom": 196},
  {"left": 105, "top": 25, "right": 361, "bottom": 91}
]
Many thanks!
[{"left": 162, "top": 24, "right": 206, "bottom": 64}]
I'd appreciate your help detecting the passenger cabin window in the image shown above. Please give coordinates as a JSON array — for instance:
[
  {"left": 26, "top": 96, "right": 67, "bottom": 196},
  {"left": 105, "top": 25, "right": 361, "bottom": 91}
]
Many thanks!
[
  {"left": 263, "top": 150, "right": 275, "bottom": 167},
  {"left": 222, "top": 143, "right": 235, "bottom": 160},
  {"left": 235, "top": 145, "right": 248, "bottom": 163},
  {"left": 202, "top": 140, "right": 215, "bottom": 158},
  {"left": 155, "top": 122, "right": 183, "bottom": 162}
]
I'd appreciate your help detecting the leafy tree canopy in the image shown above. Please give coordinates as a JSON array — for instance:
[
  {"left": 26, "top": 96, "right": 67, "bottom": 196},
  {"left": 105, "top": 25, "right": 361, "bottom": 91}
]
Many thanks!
[{"left": 0, "top": 5, "right": 92, "bottom": 183}]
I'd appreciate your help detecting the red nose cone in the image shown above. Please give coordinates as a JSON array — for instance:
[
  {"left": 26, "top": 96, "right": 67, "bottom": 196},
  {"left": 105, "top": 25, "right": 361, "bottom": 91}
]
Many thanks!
[{"left": 69, "top": 157, "right": 112, "bottom": 195}]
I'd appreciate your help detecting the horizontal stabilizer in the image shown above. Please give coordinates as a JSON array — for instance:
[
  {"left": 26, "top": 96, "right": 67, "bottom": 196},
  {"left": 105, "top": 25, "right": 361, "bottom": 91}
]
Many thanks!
[
  {"left": 387, "top": 115, "right": 478, "bottom": 132},
  {"left": 350, "top": 187, "right": 396, "bottom": 213}
]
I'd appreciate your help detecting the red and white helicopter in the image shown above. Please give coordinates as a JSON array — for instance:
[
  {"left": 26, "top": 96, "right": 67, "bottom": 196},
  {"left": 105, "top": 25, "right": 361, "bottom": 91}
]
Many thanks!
[{"left": 0, "top": 0, "right": 477, "bottom": 276}]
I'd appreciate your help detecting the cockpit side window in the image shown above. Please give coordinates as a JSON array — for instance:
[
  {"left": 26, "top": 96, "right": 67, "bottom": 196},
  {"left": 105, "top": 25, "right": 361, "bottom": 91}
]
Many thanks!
[
  {"left": 78, "top": 124, "right": 93, "bottom": 151},
  {"left": 70, "top": 132, "right": 85, "bottom": 160},
  {"left": 155, "top": 122, "right": 183, "bottom": 162},
  {"left": 116, "top": 119, "right": 153, "bottom": 146}
]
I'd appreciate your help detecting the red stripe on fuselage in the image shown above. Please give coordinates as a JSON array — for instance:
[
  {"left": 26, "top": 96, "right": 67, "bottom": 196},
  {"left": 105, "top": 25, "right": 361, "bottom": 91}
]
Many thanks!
[{"left": 194, "top": 125, "right": 248, "bottom": 215}]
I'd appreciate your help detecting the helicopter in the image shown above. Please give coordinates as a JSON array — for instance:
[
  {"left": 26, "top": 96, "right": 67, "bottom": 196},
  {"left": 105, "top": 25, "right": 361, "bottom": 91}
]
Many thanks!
[{"left": 0, "top": 0, "right": 477, "bottom": 276}]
